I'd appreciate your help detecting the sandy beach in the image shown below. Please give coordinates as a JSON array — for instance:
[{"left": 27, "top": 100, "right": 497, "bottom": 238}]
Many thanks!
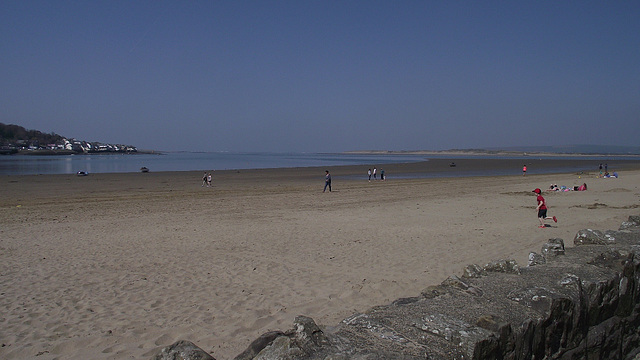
[{"left": 1, "top": 158, "right": 640, "bottom": 359}]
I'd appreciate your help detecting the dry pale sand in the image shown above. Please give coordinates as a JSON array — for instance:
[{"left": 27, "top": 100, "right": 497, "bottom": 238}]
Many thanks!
[{"left": 1, "top": 159, "right": 640, "bottom": 359}]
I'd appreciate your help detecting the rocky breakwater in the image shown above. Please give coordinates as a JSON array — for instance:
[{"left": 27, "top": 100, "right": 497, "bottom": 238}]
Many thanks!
[{"left": 154, "top": 215, "right": 640, "bottom": 360}]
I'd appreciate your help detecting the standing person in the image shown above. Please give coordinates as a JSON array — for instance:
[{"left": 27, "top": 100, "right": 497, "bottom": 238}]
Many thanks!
[
  {"left": 380, "top": 169, "right": 385, "bottom": 181},
  {"left": 207, "top": 172, "right": 212, "bottom": 187},
  {"left": 202, "top": 172, "right": 208, "bottom": 187},
  {"left": 522, "top": 165, "right": 527, "bottom": 176},
  {"left": 373, "top": 167, "right": 377, "bottom": 180},
  {"left": 368, "top": 168, "right": 372, "bottom": 182},
  {"left": 323, "top": 170, "right": 332, "bottom": 192},
  {"left": 604, "top": 163, "right": 608, "bottom": 173},
  {"left": 533, "top": 188, "right": 557, "bottom": 228}
]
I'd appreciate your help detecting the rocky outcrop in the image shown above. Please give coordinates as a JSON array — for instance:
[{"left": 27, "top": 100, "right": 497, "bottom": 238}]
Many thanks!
[
  {"left": 152, "top": 340, "right": 216, "bottom": 360},
  {"left": 154, "top": 215, "right": 640, "bottom": 359}
]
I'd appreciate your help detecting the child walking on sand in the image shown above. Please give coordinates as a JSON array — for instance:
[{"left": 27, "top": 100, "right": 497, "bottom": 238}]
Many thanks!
[{"left": 533, "top": 188, "right": 557, "bottom": 228}]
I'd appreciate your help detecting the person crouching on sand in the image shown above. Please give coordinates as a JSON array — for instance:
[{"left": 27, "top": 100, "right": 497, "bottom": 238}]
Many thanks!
[{"left": 533, "top": 188, "right": 557, "bottom": 228}]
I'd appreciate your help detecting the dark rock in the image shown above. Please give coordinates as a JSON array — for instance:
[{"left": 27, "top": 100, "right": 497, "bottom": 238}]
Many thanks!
[
  {"left": 441, "top": 275, "right": 484, "bottom": 296},
  {"left": 152, "top": 340, "right": 216, "bottom": 360},
  {"left": 541, "top": 238, "right": 565, "bottom": 258},
  {"left": 420, "top": 285, "right": 447, "bottom": 299},
  {"left": 233, "top": 331, "right": 285, "bottom": 360},
  {"left": 528, "top": 252, "right": 546, "bottom": 266},
  {"left": 620, "top": 215, "right": 640, "bottom": 231},
  {"left": 462, "top": 263, "right": 485, "bottom": 278},
  {"left": 483, "top": 259, "right": 521, "bottom": 274},
  {"left": 574, "top": 228, "right": 616, "bottom": 245}
]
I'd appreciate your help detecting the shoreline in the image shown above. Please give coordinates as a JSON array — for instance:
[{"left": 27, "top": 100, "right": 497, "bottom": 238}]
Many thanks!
[
  {"left": 1, "top": 163, "right": 639, "bottom": 359},
  {"left": 4, "top": 157, "right": 640, "bottom": 179}
]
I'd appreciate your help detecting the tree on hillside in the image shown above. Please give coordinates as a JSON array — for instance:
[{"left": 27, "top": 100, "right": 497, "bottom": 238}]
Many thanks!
[{"left": 0, "top": 123, "right": 64, "bottom": 146}]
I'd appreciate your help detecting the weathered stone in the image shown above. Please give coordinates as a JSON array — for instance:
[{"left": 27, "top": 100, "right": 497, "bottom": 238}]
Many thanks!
[
  {"left": 541, "top": 238, "right": 565, "bottom": 259},
  {"left": 507, "top": 287, "right": 555, "bottom": 311},
  {"left": 153, "top": 340, "right": 216, "bottom": 360},
  {"left": 574, "top": 228, "right": 616, "bottom": 245},
  {"left": 251, "top": 336, "right": 305, "bottom": 360},
  {"left": 291, "top": 315, "right": 330, "bottom": 350},
  {"left": 233, "top": 316, "right": 332, "bottom": 360},
  {"left": 483, "top": 259, "right": 521, "bottom": 274},
  {"left": 528, "top": 251, "right": 546, "bottom": 266},
  {"left": 391, "top": 296, "right": 421, "bottom": 306},
  {"left": 475, "top": 314, "right": 505, "bottom": 332},
  {"left": 462, "top": 263, "right": 485, "bottom": 278},
  {"left": 417, "top": 313, "right": 495, "bottom": 358},
  {"left": 420, "top": 284, "right": 447, "bottom": 299},
  {"left": 441, "top": 274, "right": 483, "bottom": 296},
  {"left": 620, "top": 220, "right": 639, "bottom": 231},
  {"left": 233, "top": 331, "right": 285, "bottom": 360}
]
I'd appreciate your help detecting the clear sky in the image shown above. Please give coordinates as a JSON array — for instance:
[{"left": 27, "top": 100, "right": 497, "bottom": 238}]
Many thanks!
[{"left": 2, "top": 1, "right": 639, "bottom": 152}]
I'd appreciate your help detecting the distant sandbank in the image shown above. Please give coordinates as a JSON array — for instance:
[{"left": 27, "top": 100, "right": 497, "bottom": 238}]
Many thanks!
[{"left": 343, "top": 149, "right": 640, "bottom": 157}]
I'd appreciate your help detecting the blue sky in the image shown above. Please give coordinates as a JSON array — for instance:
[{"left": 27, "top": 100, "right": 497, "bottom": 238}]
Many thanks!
[{"left": 2, "top": 1, "right": 638, "bottom": 152}]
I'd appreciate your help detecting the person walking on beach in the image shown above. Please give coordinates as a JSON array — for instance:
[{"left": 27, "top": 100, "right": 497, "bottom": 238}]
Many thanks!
[
  {"left": 207, "top": 172, "right": 212, "bottom": 187},
  {"left": 368, "top": 168, "right": 372, "bottom": 182},
  {"left": 522, "top": 165, "right": 527, "bottom": 176},
  {"left": 373, "top": 167, "right": 377, "bottom": 180},
  {"left": 533, "top": 188, "right": 557, "bottom": 228},
  {"left": 202, "top": 172, "right": 208, "bottom": 187},
  {"left": 380, "top": 169, "right": 385, "bottom": 181},
  {"left": 323, "top": 170, "right": 332, "bottom": 192}
]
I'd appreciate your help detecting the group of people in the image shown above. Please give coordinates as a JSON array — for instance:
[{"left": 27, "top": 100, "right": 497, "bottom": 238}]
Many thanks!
[
  {"left": 201, "top": 172, "right": 213, "bottom": 187},
  {"left": 367, "top": 167, "right": 385, "bottom": 182},
  {"left": 323, "top": 166, "right": 389, "bottom": 193},
  {"left": 598, "top": 163, "right": 619, "bottom": 178},
  {"left": 548, "top": 183, "right": 587, "bottom": 192}
]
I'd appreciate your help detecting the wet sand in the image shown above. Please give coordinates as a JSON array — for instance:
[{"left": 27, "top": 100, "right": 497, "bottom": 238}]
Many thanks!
[{"left": 1, "top": 159, "right": 640, "bottom": 359}]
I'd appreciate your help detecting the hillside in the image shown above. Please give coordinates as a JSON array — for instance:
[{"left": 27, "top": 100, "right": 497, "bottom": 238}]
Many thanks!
[
  {"left": 0, "top": 123, "right": 64, "bottom": 146},
  {"left": 0, "top": 123, "right": 137, "bottom": 154}
]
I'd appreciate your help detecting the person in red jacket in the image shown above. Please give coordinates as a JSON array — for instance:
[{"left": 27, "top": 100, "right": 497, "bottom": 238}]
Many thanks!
[{"left": 533, "top": 188, "right": 557, "bottom": 228}]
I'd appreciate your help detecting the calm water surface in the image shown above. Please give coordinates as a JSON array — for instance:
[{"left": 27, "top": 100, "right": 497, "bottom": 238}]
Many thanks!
[{"left": 1, "top": 152, "right": 637, "bottom": 177}]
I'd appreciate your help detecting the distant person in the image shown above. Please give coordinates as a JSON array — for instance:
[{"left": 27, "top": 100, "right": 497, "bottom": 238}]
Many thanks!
[
  {"left": 380, "top": 169, "right": 385, "bottom": 181},
  {"left": 599, "top": 163, "right": 603, "bottom": 177},
  {"left": 207, "top": 172, "right": 212, "bottom": 187},
  {"left": 533, "top": 188, "right": 557, "bottom": 228},
  {"left": 604, "top": 163, "right": 608, "bottom": 172},
  {"left": 523, "top": 165, "right": 527, "bottom": 176},
  {"left": 373, "top": 167, "right": 377, "bottom": 180},
  {"left": 368, "top": 168, "right": 372, "bottom": 182},
  {"left": 323, "top": 170, "right": 332, "bottom": 192},
  {"left": 202, "top": 172, "right": 208, "bottom": 187}
]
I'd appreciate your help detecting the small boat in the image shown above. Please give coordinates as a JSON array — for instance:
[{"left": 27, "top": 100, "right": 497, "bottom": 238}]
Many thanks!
[
  {"left": 76, "top": 171, "right": 89, "bottom": 176},
  {"left": 140, "top": 167, "right": 149, "bottom": 173},
  {"left": 449, "top": 162, "right": 456, "bottom": 167}
]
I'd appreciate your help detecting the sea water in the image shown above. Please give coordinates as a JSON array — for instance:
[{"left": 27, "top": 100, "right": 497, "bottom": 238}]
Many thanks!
[
  {"left": 0, "top": 151, "right": 636, "bottom": 177},
  {"left": 0, "top": 152, "right": 429, "bottom": 176}
]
